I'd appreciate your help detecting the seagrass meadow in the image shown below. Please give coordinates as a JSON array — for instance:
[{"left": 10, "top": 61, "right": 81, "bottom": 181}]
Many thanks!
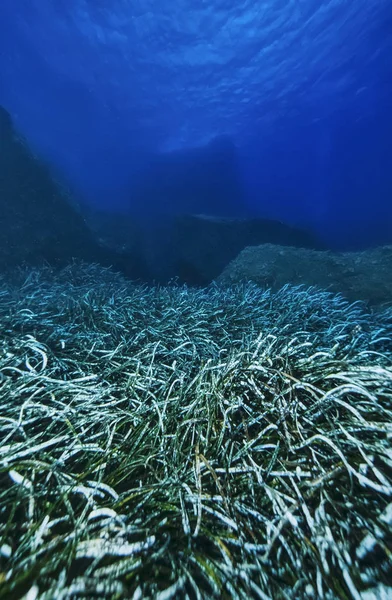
[{"left": 0, "top": 263, "right": 391, "bottom": 600}]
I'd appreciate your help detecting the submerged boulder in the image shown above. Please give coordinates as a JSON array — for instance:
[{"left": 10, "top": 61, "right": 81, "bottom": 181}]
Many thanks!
[
  {"left": 161, "top": 214, "right": 323, "bottom": 285},
  {"left": 218, "top": 243, "right": 392, "bottom": 305}
]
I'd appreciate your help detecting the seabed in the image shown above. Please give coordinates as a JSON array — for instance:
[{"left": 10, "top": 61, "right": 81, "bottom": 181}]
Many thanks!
[{"left": 0, "top": 263, "right": 391, "bottom": 599}]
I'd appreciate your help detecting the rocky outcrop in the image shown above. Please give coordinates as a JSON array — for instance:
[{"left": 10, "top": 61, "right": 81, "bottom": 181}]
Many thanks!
[
  {"left": 82, "top": 211, "right": 323, "bottom": 285},
  {"left": 0, "top": 106, "right": 139, "bottom": 277},
  {"left": 164, "top": 214, "right": 323, "bottom": 285},
  {"left": 0, "top": 106, "right": 98, "bottom": 268},
  {"left": 218, "top": 243, "right": 392, "bottom": 305}
]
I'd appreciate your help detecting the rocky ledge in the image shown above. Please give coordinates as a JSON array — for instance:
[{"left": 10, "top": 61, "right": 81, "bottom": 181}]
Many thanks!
[{"left": 218, "top": 243, "right": 392, "bottom": 305}]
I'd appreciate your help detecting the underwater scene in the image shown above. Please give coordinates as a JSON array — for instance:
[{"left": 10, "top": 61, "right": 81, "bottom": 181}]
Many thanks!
[{"left": 0, "top": 1, "right": 392, "bottom": 599}]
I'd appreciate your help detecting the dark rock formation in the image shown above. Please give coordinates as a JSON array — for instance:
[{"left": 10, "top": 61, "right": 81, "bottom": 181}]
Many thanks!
[
  {"left": 159, "top": 214, "right": 323, "bottom": 285},
  {"left": 83, "top": 211, "right": 324, "bottom": 285},
  {"left": 218, "top": 243, "right": 392, "bottom": 305},
  {"left": 0, "top": 106, "right": 138, "bottom": 277},
  {"left": 0, "top": 106, "right": 96, "bottom": 268}
]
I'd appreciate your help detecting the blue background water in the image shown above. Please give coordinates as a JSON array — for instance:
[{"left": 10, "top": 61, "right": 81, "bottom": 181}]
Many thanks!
[{"left": 0, "top": 0, "right": 391, "bottom": 249}]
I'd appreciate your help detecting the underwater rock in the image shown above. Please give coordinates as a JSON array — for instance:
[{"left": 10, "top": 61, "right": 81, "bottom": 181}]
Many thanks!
[
  {"left": 0, "top": 105, "right": 96, "bottom": 268},
  {"left": 218, "top": 243, "right": 392, "bottom": 305},
  {"left": 165, "top": 214, "right": 323, "bottom": 285},
  {"left": 80, "top": 211, "right": 322, "bottom": 285},
  {"left": 0, "top": 105, "right": 138, "bottom": 276}
]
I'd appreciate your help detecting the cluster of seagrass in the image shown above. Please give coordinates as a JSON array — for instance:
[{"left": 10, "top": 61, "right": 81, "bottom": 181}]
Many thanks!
[{"left": 0, "top": 262, "right": 391, "bottom": 599}]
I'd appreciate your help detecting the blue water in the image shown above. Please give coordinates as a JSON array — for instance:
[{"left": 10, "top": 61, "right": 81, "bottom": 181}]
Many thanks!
[{"left": 1, "top": 0, "right": 391, "bottom": 248}]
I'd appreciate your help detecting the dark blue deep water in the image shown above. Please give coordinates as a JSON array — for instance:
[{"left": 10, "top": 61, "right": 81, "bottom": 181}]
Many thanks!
[{"left": 0, "top": 0, "right": 391, "bottom": 249}]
